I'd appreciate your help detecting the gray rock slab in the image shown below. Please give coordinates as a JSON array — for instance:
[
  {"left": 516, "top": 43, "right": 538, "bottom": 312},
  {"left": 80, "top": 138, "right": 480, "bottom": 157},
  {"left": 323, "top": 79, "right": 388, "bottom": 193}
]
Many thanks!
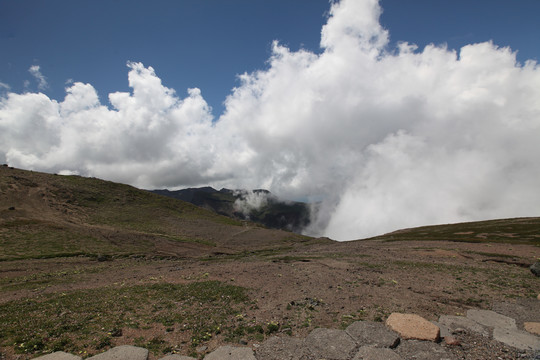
[
  {"left": 466, "top": 309, "right": 516, "bottom": 329},
  {"left": 204, "top": 346, "right": 256, "bottom": 360},
  {"left": 255, "top": 336, "right": 306, "bottom": 360},
  {"left": 304, "top": 328, "right": 357, "bottom": 360},
  {"left": 158, "top": 356, "right": 197, "bottom": 360},
  {"left": 438, "top": 315, "right": 489, "bottom": 337},
  {"left": 431, "top": 321, "right": 452, "bottom": 338},
  {"left": 33, "top": 352, "right": 82, "bottom": 360},
  {"left": 352, "top": 346, "right": 403, "bottom": 360},
  {"left": 346, "top": 321, "right": 400, "bottom": 348},
  {"left": 393, "top": 340, "right": 455, "bottom": 360},
  {"left": 87, "top": 345, "right": 148, "bottom": 360},
  {"left": 492, "top": 300, "right": 540, "bottom": 325},
  {"left": 493, "top": 327, "right": 540, "bottom": 351}
]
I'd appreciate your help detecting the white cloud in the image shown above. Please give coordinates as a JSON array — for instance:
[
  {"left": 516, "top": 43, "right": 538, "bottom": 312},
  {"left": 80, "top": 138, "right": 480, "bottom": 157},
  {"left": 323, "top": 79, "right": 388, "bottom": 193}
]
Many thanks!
[
  {"left": 28, "top": 65, "right": 48, "bottom": 90},
  {"left": 233, "top": 190, "right": 271, "bottom": 217},
  {"left": 1, "top": 0, "right": 540, "bottom": 240},
  {"left": 0, "top": 81, "right": 10, "bottom": 90}
]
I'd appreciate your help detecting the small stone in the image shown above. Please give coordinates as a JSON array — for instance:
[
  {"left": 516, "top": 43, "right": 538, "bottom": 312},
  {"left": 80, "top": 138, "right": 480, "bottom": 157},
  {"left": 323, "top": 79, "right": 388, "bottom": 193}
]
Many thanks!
[
  {"left": 87, "top": 345, "right": 148, "bottom": 360},
  {"left": 444, "top": 336, "right": 461, "bottom": 346},
  {"left": 393, "top": 340, "right": 452, "bottom": 360},
  {"left": 239, "top": 339, "right": 248, "bottom": 345},
  {"left": 158, "top": 356, "right": 197, "bottom": 360},
  {"left": 530, "top": 261, "right": 540, "bottom": 277},
  {"left": 386, "top": 313, "right": 440, "bottom": 342},
  {"left": 304, "top": 328, "right": 357, "bottom": 359},
  {"left": 33, "top": 352, "right": 82, "bottom": 360},
  {"left": 346, "top": 321, "right": 400, "bottom": 348},
  {"left": 352, "top": 346, "right": 403, "bottom": 360},
  {"left": 524, "top": 322, "right": 540, "bottom": 336},
  {"left": 255, "top": 337, "right": 306, "bottom": 360},
  {"left": 439, "top": 315, "right": 489, "bottom": 337},
  {"left": 204, "top": 346, "right": 256, "bottom": 360},
  {"left": 537, "top": 293, "right": 540, "bottom": 301}
]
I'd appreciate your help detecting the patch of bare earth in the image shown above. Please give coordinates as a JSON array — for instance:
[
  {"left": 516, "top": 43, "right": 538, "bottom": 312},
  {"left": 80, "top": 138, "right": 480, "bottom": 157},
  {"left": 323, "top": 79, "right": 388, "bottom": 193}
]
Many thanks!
[{"left": 1, "top": 238, "right": 539, "bottom": 359}]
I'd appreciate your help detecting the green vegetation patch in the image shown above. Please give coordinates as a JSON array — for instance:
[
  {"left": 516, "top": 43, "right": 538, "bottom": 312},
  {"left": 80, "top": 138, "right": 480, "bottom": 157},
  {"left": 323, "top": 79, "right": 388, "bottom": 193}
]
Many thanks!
[
  {"left": 0, "top": 281, "right": 249, "bottom": 357},
  {"left": 0, "top": 220, "right": 152, "bottom": 261},
  {"left": 370, "top": 217, "right": 540, "bottom": 246}
]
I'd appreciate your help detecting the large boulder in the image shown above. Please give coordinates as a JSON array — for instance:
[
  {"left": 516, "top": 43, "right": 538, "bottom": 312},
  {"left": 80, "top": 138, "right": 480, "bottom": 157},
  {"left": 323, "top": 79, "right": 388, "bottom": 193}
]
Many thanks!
[
  {"left": 531, "top": 261, "right": 540, "bottom": 277},
  {"left": 386, "top": 313, "right": 440, "bottom": 342}
]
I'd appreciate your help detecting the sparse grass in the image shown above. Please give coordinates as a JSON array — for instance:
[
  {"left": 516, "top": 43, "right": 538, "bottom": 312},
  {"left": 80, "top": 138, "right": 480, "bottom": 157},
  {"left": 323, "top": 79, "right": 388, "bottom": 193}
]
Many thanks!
[
  {"left": 370, "top": 217, "right": 540, "bottom": 246},
  {"left": 0, "top": 264, "right": 110, "bottom": 292},
  {"left": 0, "top": 281, "right": 250, "bottom": 357},
  {"left": 0, "top": 219, "right": 147, "bottom": 261},
  {"left": 462, "top": 250, "right": 522, "bottom": 259}
]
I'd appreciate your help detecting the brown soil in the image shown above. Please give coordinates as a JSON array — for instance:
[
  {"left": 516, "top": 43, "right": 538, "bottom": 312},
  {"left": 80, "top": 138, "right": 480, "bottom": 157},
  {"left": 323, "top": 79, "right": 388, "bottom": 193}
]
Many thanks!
[{"left": 1, "top": 238, "right": 539, "bottom": 359}]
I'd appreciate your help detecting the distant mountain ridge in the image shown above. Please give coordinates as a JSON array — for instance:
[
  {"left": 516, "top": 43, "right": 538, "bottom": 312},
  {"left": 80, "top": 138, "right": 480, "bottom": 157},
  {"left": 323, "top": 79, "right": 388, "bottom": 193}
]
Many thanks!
[{"left": 151, "top": 187, "right": 312, "bottom": 233}]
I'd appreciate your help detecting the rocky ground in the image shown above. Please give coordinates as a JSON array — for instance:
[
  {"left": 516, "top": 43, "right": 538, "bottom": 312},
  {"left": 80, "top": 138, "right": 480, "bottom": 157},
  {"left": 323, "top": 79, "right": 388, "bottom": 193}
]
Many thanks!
[
  {"left": 1, "top": 238, "right": 539, "bottom": 359},
  {"left": 32, "top": 307, "right": 540, "bottom": 359}
]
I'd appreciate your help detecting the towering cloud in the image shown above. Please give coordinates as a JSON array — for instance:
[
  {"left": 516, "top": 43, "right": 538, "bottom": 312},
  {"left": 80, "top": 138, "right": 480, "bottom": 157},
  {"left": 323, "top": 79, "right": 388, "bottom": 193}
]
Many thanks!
[{"left": 1, "top": 0, "right": 539, "bottom": 240}]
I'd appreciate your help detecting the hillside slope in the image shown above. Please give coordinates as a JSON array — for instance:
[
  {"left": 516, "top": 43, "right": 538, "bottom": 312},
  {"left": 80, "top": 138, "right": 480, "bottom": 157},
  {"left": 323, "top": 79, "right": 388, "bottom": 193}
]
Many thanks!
[
  {"left": 0, "top": 166, "right": 322, "bottom": 261},
  {"left": 368, "top": 217, "right": 540, "bottom": 246}
]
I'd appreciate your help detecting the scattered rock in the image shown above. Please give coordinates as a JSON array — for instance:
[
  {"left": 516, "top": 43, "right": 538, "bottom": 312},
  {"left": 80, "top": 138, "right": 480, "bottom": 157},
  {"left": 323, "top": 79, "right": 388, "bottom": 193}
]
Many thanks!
[
  {"left": 524, "top": 322, "right": 540, "bottom": 336},
  {"left": 431, "top": 321, "right": 451, "bottom": 339},
  {"left": 393, "top": 340, "right": 454, "bottom": 360},
  {"left": 438, "top": 315, "right": 489, "bottom": 337},
  {"left": 493, "top": 327, "right": 540, "bottom": 351},
  {"left": 255, "top": 336, "right": 306, "bottom": 360},
  {"left": 87, "top": 345, "right": 148, "bottom": 360},
  {"left": 531, "top": 261, "right": 540, "bottom": 277},
  {"left": 444, "top": 336, "right": 461, "bottom": 346},
  {"left": 196, "top": 345, "right": 207, "bottom": 352},
  {"left": 466, "top": 309, "right": 517, "bottom": 329},
  {"left": 204, "top": 346, "right": 256, "bottom": 360},
  {"left": 386, "top": 313, "right": 440, "bottom": 342},
  {"left": 8, "top": 206, "right": 15, "bottom": 210},
  {"left": 346, "top": 321, "right": 400, "bottom": 348},
  {"left": 304, "top": 328, "right": 357, "bottom": 359},
  {"left": 352, "top": 345, "right": 403, "bottom": 360},
  {"left": 158, "top": 356, "right": 197, "bottom": 360},
  {"left": 33, "top": 352, "right": 82, "bottom": 360}
]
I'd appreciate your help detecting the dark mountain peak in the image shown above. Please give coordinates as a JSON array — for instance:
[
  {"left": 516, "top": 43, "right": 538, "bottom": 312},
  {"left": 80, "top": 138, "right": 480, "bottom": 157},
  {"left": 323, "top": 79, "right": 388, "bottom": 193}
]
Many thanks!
[{"left": 152, "top": 186, "right": 311, "bottom": 233}]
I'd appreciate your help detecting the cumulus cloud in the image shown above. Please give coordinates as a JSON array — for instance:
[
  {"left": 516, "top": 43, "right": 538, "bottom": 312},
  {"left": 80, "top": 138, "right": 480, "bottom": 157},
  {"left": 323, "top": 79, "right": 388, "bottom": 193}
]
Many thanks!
[
  {"left": 233, "top": 190, "right": 271, "bottom": 217},
  {"left": 28, "top": 65, "right": 48, "bottom": 90},
  {"left": 1, "top": 0, "right": 540, "bottom": 240}
]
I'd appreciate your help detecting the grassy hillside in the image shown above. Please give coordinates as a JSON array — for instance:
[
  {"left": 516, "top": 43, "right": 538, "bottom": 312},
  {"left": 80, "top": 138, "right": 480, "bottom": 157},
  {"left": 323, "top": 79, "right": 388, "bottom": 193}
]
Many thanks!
[
  {"left": 0, "top": 166, "right": 315, "bottom": 261},
  {"left": 368, "top": 217, "right": 540, "bottom": 246}
]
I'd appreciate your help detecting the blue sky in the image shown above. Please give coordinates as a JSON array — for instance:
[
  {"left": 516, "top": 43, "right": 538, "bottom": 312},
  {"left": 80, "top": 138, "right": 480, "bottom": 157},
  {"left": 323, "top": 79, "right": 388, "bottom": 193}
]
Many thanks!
[
  {"left": 2, "top": 0, "right": 540, "bottom": 240},
  {"left": 1, "top": 0, "right": 539, "bottom": 116}
]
